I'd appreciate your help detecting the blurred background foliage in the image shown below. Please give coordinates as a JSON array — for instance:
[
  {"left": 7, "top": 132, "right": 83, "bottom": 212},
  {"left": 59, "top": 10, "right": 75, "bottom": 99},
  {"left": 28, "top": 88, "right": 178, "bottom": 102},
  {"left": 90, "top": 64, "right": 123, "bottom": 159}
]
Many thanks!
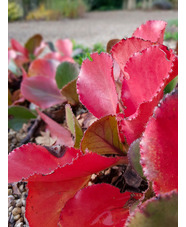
[{"left": 8, "top": 0, "right": 178, "bottom": 23}]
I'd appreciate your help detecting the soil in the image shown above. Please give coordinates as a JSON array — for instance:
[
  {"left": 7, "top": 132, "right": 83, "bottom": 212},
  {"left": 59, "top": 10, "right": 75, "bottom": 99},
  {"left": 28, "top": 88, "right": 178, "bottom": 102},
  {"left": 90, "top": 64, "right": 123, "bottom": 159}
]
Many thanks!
[{"left": 8, "top": 10, "right": 177, "bottom": 47}]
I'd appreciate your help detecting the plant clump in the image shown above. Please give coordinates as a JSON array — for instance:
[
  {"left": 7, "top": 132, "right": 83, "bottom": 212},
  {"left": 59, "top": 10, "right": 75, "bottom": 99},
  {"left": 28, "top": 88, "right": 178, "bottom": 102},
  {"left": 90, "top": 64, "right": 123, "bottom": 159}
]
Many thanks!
[{"left": 8, "top": 20, "right": 178, "bottom": 226}]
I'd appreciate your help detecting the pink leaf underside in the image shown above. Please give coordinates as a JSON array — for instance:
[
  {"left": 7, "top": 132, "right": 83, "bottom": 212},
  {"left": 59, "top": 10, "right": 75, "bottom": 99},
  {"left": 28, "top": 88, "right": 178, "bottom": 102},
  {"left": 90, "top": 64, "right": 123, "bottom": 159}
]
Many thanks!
[
  {"left": 59, "top": 184, "right": 135, "bottom": 227},
  {"left": 37, "top": 110, "right": 74, "bottom": 147},
  {"left": 132, "top": 20, "right": 167, "bottom": 44},
  {"left": 21, "top": 76, "right": 65, "bottom": 109},
  {"left": 11, "top": 39, "right": 28, "bottom": 57},
  {"left": 28, "top": 59, "right": 60, "bottom": 78},
  {"left": 55, "top": 39, "right": 73, "bottom": 57},
  {"left": 77, "top": 52, "right": 118, "bottom": 118},
  {"left": 8, "top": 143, "right": 124, "bottom": 227},
  {"left": 140, "top": 90, "right": 178, "bottom": 194},
  {"left": 43, "top": 52, "right": 74, "bottom": 63},
  {"left": 111, "top": 37, "right": 153, "bottom": 80},
  {"left": 8, "top": 143, "right": 80, "bottom": 183}
]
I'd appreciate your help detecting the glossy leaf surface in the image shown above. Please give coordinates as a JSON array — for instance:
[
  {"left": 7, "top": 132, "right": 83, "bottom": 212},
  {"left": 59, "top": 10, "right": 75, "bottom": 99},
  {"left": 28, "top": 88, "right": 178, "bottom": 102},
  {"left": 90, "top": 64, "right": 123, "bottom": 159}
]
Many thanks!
[
  {"left": 140, "top": 90, "right": 178, "bottom": 194},
  {"left": 59, "top": 184, "right": 137, "bottom": 227},
  {"left": 8, "top": 143, "right": 124, "bottom": 227},
  {"left": 61, "top": 79, "right": 79, "bottom": 105},
  {"left": 55, "top": 39, "right": 73, "bottom": 57},
  {"left": 128, "top": 139, "right": 144, "bottom": 178},
  {"left": 77, "top": 52, "right": 118, "bottom": 118},
  {"left": 132, "top": 20, "right": 167, "bottom": 44},
  {"left": 37, "top": 110, "right": 74, "bottom": 147},
  {"left": 28, "top": 59, "right": 60, "bottom": 78},
  {"left": 65, "top": 104, "right": 83, "bottom": 148},
  {"left": 81, "top": 115, "right": 127, "bottom": 156},
  {"left": 55, "top": 62, "right": 79, "bottom": 89},
  {"left": 126, "top": 191, "right": 178, "bottom": 227},
  {"left": 25, "top": 34, "right": 43, "bottom": 55},
  {"left": 21, "top": 76, "right": 65, "bottom": 109},
  {"left": 111, "top": 37, "right": 152, "bottom": 79},
  {"left": 8, "top": 106, "right": 36, "bottom": 131}
]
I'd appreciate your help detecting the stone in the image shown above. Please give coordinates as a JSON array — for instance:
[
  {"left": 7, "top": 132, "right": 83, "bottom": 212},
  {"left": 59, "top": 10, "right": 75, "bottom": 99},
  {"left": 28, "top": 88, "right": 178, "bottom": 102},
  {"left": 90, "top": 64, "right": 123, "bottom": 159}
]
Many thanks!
[
  {"left": 12, "top": 207, "right": 22, "bottom": 216},
  {"left": 22, "top": 199, "right": 26, "bottom": 206},
  {"left": 14, "top": 214, "right": 21, "bottom": 221},
  {"left": 15, "top": 223, "right": 23, "bottom": 227},
  {"left": 8, "top": 195, "right": 15, "bottom": 207},
  {"left": 21, "top": 206, "right": 25, "bottom": 214},
  {"left": 16, "top": 199, "right": 23, "bottom": 207},
  {"left": 9, "top": 206, "right": 14, "bottom": 212},
  {"left": 16, "top": 217, "right": 23, "bottom": 224},
  {"left": 19, "top": 184, "right": 25, "bottom": 193},
  {"left": 8, "top": 188, "right": 13, "bottom": 195},
  {"left": 9, "top": 214, "right": 15, "bottom": 224}
]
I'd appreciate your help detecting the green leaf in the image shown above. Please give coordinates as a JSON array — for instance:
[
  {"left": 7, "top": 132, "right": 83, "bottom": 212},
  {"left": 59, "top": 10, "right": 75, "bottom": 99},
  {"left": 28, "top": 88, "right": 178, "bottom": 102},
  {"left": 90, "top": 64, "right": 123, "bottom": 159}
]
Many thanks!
[
  {"left": 25, "top": 34, "right": 43, "bottom": 55},
  {"left": 61, "top": 79, "right": 79, "bottom": 105},
  {"left": 8, "top": 106, "right": 37, "bottom": 131},
  {"left": 164, "top": 76, "right": 178, "bottom": 94},
  {"left": 56, "top": 62, "right": 79, "bottom": 89},
  {"left": 127, "top": 191, "right": 178, "bottom": 227},
  {"left": 81, "top": 115, "right": 128, "bottom": 155},
  {"left": 65, "top": 104, "right": 83, "bottom": 148},
  {"left": 128, "top": 138, "right": 144, "bottom": 178}
]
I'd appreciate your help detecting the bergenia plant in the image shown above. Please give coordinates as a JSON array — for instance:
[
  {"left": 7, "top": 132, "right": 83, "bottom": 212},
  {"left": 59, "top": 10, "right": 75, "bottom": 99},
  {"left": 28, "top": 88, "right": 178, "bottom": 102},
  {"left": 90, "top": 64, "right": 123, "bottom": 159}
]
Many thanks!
[
  {"left": 9, "top": 37, "right": 79, "bottom": 111},
  {"left": 8, "top": 20, "right": 178, "bottom": 226}
]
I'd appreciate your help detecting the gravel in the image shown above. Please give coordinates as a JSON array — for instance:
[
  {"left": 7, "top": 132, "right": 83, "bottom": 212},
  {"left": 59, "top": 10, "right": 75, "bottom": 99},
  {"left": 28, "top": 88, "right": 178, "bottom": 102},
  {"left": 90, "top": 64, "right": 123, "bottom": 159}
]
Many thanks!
[
  {"left": 8, "top": 10, "right": 177, "bottom": 47},
  {"left": 8, "top": 182, "right": 29, "bottom": 227}
]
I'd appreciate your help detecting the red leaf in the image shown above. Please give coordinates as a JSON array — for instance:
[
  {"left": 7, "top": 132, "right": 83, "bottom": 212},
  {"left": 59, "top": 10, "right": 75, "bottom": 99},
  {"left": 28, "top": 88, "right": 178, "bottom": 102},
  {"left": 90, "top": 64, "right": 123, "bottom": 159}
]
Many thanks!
[
  {"left": 37, "top": 110, "right": 74, "bottom": 147},
  {"left": 28, "top": 59, "right": 60, "bottom": 78},
  {"left": 59, "top": 184, "right": 139, "bottom": 227},
  {"left": 21, "top": 76, "right": 65, "bottom": 109},
  {"left": 132, "top": 20, "right": 167, "bottom": 44},
  {"left": 55, "top": 39, "right": 73, "bottom": 57},
  {"left": 77, "top": 53, "right": 118, "bottom": 118},
  {"left": 118, "top": 46, "right": 177, "bottom": 145},
  {"left": 8, "top": 143, "right": 124, "bottom": 227},
  {"left": 26, "top": 177, "right": 89, "bottom": 227},
  {"left": 8, "top": 143, "right": 79, "bottom": 183},
  {"left": 111, "top": 37, "right": 152, "bottom": 80},
  {"left": 11, "top": 39, "right": 28, "bottom": 57},
  {"left": 43, "top": 52, "right": 74, "bottom": 63},
  {"left": 121, "top": 46, "right": 174, "bottom": 117},
  {"left": 140, "top": 90, "right": 178, "bottom": 194},
  {"left": 117, "top": 94, "right": 162, "bottom": 145}
]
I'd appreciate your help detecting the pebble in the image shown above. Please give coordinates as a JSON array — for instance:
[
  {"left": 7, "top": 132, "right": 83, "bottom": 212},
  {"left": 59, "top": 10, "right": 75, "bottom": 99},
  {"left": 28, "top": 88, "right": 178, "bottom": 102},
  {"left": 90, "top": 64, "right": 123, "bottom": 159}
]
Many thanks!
[
  {"left": 15, "top": 217, "right": 23, "bottom": 224},
  {"left": 15, "top": 223, "right": 23, "bottom": 227},
  {"left": 9, "top": 206, "right": 14, "bottom": 212},
  {"left": 21, "top": 206, "right": 25, "bottom": 214},
  {"left": 8, "top": 188, "right": 12, "bottom": 195},
  {"left": 12, "top": 207, "right": 22, "bottom": 216},
  {"left": 19, "top": 184, "right": 24, "bottom": 193},
  {"left": 9, "top": 214, "right": 15, "bottom": 224},
  {"left": 8, "top": 195, "right": 15, "bottom": 207},
  {"left": 14, "top": 214, "right": 21, "bottom": 221},
  {"left": 16, "top": 199, "right": 23, "bottom": 207}
]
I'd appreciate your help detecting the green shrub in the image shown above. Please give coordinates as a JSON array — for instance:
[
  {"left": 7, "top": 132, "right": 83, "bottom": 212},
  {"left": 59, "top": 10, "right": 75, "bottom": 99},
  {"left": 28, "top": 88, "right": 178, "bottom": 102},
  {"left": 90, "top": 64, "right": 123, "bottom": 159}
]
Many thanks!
[
  {"left": 26, "top": 4, "right": 61, "bottom": 21},
  {"left": 8, "top": 2, "right": 23, "bottom": 22},
  {"left": 46, "top": 0, "right": 87, "bottom": 18}
]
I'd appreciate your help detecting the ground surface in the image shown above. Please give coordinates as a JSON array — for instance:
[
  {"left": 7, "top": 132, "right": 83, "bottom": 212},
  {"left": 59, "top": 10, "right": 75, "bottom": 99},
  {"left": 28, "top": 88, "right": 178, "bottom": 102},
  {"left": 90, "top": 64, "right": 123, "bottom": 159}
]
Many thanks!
[{"left": 9, "top": 10, "right": 177, "bottom": 47}]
